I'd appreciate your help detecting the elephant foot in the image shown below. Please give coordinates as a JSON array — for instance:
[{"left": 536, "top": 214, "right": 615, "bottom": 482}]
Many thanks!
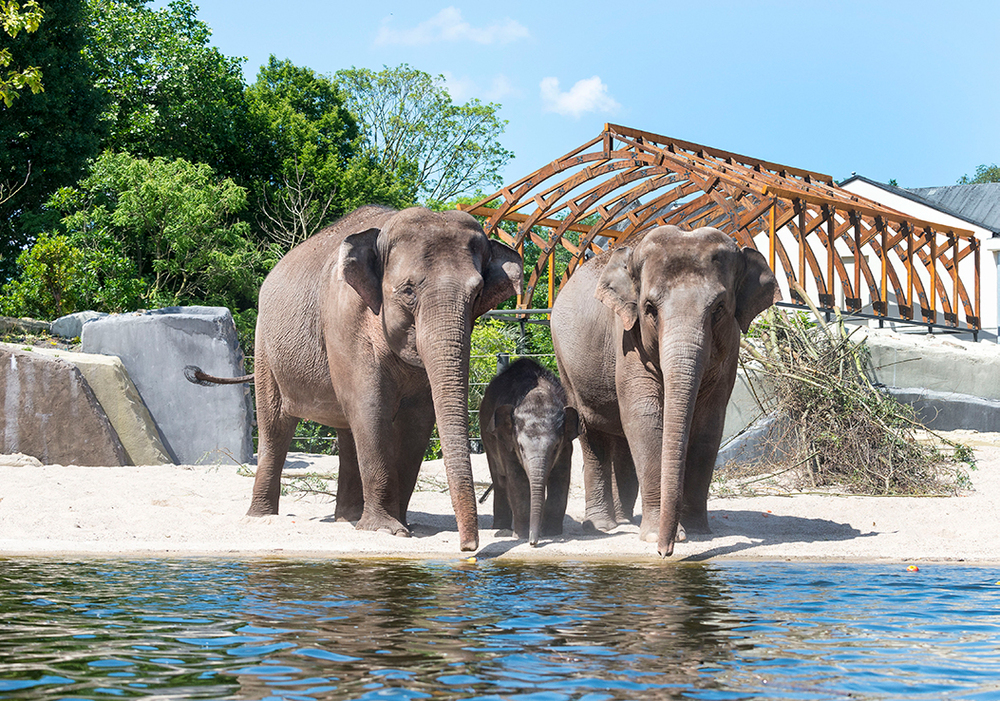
[
  {"left": 496, "top": 528, "right": 514, "bottom": 537},
  {"left": 246, "top": 501, "right": 279, "bottom": 517},
  {"left": 582, "top": 517, "right": 618, "bottom": 533},
  {"left": 356, "top": 511, "right": 410, "bottom": 537},
  {"left": 681, "top": 513, "right": 711, "bottom": 535},
  {"left": 583, "top": 508, "right": 618, "bottom": 533}
]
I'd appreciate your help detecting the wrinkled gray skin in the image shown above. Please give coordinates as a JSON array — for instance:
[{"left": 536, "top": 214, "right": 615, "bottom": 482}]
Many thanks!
[
  {"left": 479, "top": 358, "right": 579, "bottom": 546},
  {"left": 551, "top": 225, "right": 778, "bottom": 557},
  {"left": 252, "top": 205, "right": 521, "bottom": 552}
]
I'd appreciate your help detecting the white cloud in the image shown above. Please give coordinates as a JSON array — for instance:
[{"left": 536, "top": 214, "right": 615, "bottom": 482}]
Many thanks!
[
  {"left": 376, "top": 7, "right": 529, "bottom": 47},
  {"left": 540, "top": 76, "right": 621, "bottom": 119},
  {"left": 442, "top": 72, "right": 517, "bottom": 103}
]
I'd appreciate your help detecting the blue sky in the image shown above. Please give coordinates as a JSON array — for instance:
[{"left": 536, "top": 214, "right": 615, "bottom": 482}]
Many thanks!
[{"left": 177, "top": 0, "right": 999, "bottom": 191}]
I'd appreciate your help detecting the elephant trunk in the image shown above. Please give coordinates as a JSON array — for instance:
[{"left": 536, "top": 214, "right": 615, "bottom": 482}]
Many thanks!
[
  {"left": 526, "top": 458, "right": 548, "bottom": 546},
  {"left": 421, "top": 311, "right": 479, "bottom": 552},
  {"left": 657, "top": 325, "right": 710, "bottom": 557}
]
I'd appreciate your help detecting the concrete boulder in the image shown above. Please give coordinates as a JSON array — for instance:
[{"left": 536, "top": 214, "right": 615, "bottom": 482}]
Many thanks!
[
  {"left": 51, "top": 311, "right": 108, "bottom": 340},
  {"left": 82, "top": 306, "right": 253, "bottom": 464},
  {"left": 16, "top": 344, "right": 172, "bottom": 465},
  {"left": 0, "top": 345, "right": 129, "bottom": 466}
]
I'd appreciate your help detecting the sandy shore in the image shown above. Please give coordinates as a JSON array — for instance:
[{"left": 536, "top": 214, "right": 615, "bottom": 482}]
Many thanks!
[{"left": 2, "top": 431, "right": 998, "bottom": 563}]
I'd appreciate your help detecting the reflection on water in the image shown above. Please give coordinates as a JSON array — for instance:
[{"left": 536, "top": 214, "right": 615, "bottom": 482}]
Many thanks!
[{"left": 1, "top": 558, "right": 998, "bottom": 699}]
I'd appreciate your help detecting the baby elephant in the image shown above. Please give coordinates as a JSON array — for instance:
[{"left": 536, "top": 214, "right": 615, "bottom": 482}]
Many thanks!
[{"left": 479, "top": 358, "right": 579, "bottom": 545}]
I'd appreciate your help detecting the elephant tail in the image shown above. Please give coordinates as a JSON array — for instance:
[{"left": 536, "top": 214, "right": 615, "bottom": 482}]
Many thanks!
[{"left": 184, "top": 365, "right": 255, "bottom": 386}]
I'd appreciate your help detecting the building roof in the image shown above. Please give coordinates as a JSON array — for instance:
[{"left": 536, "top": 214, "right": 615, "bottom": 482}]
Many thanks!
[{"left": 840, "top": 174, "right": 1000, "bottom": 235}]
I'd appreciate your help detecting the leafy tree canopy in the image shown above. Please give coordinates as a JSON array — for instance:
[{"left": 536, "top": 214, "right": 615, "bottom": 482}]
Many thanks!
[
  {"left": 46, "top": 151, "right": 263, "bottom": 313},
  {"left": 958, "top": 164, "right": 1000, "bottom": 185},
  {"left": 246, "top": 56, "right": 411, "bottom": 250},
  {"left": 0, "top": 0, "right": 44, "bottom": 107},
  {"left": 85, "top": 0, "right": 264, "bottom": 182},
  {"left": 335, "top": 64, "right": 513, "bottom": 205},
  {"left": 0, "top": 0, "right": 105, "bottom": 277}
]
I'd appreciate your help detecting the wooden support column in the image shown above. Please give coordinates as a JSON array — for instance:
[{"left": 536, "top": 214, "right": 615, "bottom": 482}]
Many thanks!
[
  {"left": 797, "top": 199, "right": 806, "bottom": 302},
  {"left": 769, "top": 200, "right": 776, "bottom": 273},
  {"left": 950, "top": 234, "right": 959, "bottom": 326},
  {"left": 823, "top": 205, "right": 835, "bottom": 308},
  {"left": 904, "top": 222, "right": 914, "bottom": 319},
  {"left": 852, "top": 213, "right": 862, "bottom": 311},
  {"left": 877, "top": 217, "right": 888, "bottom": 317},
  {"left": 928, "top": 229, "right": 937, "bottom": 323},
  {"left": 547, "top": 247, "right": 555, "bottom": 316}
]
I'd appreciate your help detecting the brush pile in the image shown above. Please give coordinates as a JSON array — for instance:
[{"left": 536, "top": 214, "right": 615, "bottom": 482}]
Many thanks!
[{"left": 734, "top": 292, "right": 974, "bottom": 496}]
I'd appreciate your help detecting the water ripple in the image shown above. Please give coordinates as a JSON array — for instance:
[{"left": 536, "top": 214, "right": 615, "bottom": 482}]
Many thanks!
[{"left": 1, "top": 560, "right": 999, "bottom": 699}]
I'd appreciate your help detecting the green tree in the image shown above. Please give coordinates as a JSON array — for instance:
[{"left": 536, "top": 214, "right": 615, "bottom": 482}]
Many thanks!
[
  {"left": 0, "top": 0, "right": 105, "bottom": 278},
  {"left": 335, "top": 64, "right": 513, "bottom": 205},
  {"left": 958, "top": 164, "right": 1000, "bottom": 184},
  {"left": 246, "top": 56, "right": 409, "bottom": 250},
  {"left": 0, "top": 0, "right": 43, "bottom": 107},
  {"left": 85, "top": 0, "right": 263, "bottom": 182},
  {"left": 0, "top": 232, "right": 81, "bottom": 318},
  {"left": 49, "top": 151, "right": 263, "bottom": 312}
]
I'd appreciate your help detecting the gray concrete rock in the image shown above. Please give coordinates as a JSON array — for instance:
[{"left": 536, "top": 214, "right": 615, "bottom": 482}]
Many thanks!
[
  {"left": 51, "top": 311, "right": 108, "bottom": 339},
  {"left": 7, "top": 343, "right": 172, "bottom": 465},
  {"left": 81, "top": 306, "right": 253, "bottom": 464},
  {"left": 0, "top": 346, "right": 129, "bottom": 466}
]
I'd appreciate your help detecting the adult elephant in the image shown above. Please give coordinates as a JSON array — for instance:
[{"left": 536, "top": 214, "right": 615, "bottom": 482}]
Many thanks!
[
  {"left": 551, "top": 225, "right": 778, "bottom": 557},
  {"left": 241, "top": 206, "right": 520, "bottom": 552}
]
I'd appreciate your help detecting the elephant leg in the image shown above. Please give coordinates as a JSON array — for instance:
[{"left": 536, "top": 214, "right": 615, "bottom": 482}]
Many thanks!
[
  {"left": 351, "top": 413, "right": 409, "bottom": 537},
  {"left": 542, "top": 447, "right": 572, "bottom": 536},
  {"left": 392, "top": 398, "right": 437, "bottom": 527},
  {"left": 611, "top": 438, "right": 638, "bottom": 524},
  {"left": 682, "top": 381, "right": 730, "bottom": 535},
  {"left": 482, "top": 434, "right": 512, "bottom": 531},
  {"left": 579, "top": 427, "right": 618, "bottom": 532},
  {"left": 334, "top": 429, "right": 364, "bottom": 522},
  {"left": 249, "top": 363, "right": 297, "bottom": 516},
  {"left": 618, "top": 372, "right": 665, "bottom": 545}
]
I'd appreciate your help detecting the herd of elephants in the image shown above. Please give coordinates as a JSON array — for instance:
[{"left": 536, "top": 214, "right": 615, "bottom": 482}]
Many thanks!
[{"left": 196, "top": 205, "right": 780, "bottom": 557}]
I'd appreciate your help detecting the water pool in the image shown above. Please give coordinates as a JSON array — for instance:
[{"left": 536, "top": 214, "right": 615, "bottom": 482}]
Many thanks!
[{"left": 1, "top": 559, "right": 998, "bottom": 699}]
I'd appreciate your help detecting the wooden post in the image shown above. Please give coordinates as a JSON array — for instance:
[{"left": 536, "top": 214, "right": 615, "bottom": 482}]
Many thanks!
[
  {"left": 853, "top": 213, "right": 861, "bottom": 311},
  {"left": 797, "top": 199, "right": 806, "bottom": 301},
  {"left": 928, "top": 229, "right": 937, "bottom": 323},
  {"left": 825, "top": 205, "right": 835, "bottom": 308},
  {"left": 769, "top": 200, "right": 776, "bottom": 273},
  {"left": 905, "top": 223, "right": 913, "bottom": 319},
  {"left": 975, "top": 237, "right": 981, "bottom": 331},
  {"left": 878, "top": 217, "right": 888, "bottom": 317},
  {"left": 548, "top": 246, "right": 555, "bottom": 317},
  {"left": 951, "top": 234, "right": 959, "bottom": 326}
]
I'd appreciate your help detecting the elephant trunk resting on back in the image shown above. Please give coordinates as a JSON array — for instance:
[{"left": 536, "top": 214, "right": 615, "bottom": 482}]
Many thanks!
[
  {"left": 551, "top": 225, "right": 779, "bottom": 557},
  {"left": 190, "top": 205, "right": 522, "bottom": 552}
]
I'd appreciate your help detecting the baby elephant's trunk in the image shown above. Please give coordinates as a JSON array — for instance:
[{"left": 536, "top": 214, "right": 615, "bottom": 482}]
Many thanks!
[{"left": 527, "top": 461, "right": 548, "bottom": 546}]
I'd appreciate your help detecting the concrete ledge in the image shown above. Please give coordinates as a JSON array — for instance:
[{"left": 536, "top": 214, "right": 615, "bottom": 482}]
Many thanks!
[
  {"left": 886, "top": 387, "right": 1000, "bottom": 433},
  {"left": 6, "top": 343, "right": 172, "bottom": 465}
]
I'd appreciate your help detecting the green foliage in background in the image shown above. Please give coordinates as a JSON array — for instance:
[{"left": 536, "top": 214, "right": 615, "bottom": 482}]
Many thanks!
[
  {"left": 0, "top": 0, "right": 44, "bottom": 107},
  {"left": 0, "top": 0, "right": 105, "bottom": 278},
  {"left": 336, "top": 64, "right": 512, "bottom": 205}
]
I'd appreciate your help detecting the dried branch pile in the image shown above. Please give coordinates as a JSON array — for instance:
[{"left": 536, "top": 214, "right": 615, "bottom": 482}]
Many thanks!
[{"left": 736, "top": 295, "right": 974, "bottom": 496}]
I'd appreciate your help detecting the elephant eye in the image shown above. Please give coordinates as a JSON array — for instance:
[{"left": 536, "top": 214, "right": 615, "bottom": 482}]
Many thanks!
[
  {"left": 395, "top": 284, "right": 417, "bottom": 308},
  {"left": 644, "top": 302, "right": 657, "bottom": 319}
]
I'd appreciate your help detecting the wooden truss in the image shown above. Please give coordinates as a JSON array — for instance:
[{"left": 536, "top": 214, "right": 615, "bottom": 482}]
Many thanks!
[{"left": 460, "top": 123, "right": 981, "bottom": 332}]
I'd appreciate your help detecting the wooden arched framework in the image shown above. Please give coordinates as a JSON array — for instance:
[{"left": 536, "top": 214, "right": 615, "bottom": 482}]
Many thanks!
[{"left": 460, "top": 124, "right": 981, "bottom": 333}]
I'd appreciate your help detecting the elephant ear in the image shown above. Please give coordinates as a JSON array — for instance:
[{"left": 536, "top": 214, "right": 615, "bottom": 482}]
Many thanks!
[
  {"left": 484, "top": 404, "right": 514, "bottom": 435},
  {"left": 735, "top": 247, "right": 781, "bottom": 334},
  {"left": 595, "top": 246, "right": 638, "bottom": 331},
  {"left": 474, "top": 239, "right": 523, "bottom": 318},
  {"left": 563, "top": 406, "right": 580, "bottom": 442},
  {"left": 339, "top": 228, "right": 382, "bottom": 315}
]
